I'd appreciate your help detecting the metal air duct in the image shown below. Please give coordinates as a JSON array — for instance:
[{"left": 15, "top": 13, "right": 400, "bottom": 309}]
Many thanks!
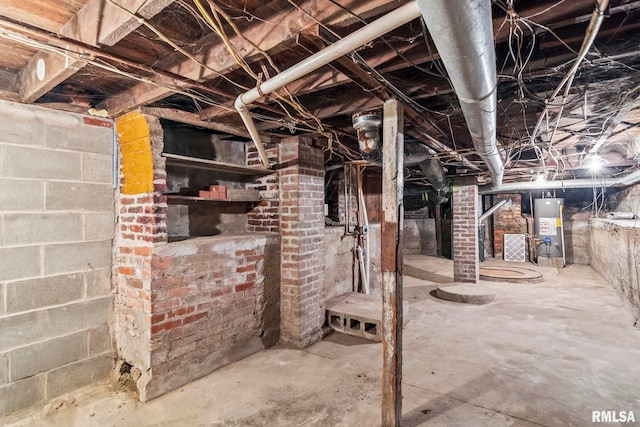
[{"left": 417, "top": 0, "right": 504, "bottom": 188}]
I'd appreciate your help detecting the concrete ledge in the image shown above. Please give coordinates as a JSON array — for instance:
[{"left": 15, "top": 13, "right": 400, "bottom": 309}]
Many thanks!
[{"left": 435, "top": 283, "right": 497, "bottom": 304}]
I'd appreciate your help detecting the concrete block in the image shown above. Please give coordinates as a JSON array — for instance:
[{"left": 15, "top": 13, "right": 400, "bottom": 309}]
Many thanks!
[
  {"left": 46, "top": 297, "right": 111, "bottom": 337},
  {"left": 85, "top": 268, "right": 112, "bottom": 298},
  {"left": 0, "top": 246, "right": 41, "bottom": 281},
  {"left": 5, "top": 273, "right": 84, "bottom": 314},
  {"left": 0, "top": 107, "right": 44, "bottom": 146},
  {"left": 0, "top": 284, "right": 4, "bottom": 315},
  {"left": 46, "top": 181, "right": 114, "bottom": 212},
  {"left": 0, "top": 178, "right": 45, "bottom": 211},
  {"left": 88, "top": 325, "right": 112, "bottom": 356},
  {"left": 44, "top": 240, "right": 111, "bottom": 275},
  {"left": 82, "top": 154, "right": 113, "bottom": 183},
  {"left": 84, "top": 213, "right": 115, "bottom": 241},
  {"left": 45, "top": 123, "right": 113, "bottom": 155},
  {"left": 0, "top": 375, "right": 45, "bottom": 417},
  {"left": 46, "top": 353, "right": 112, "bottom": 399},
  {"left": 3, "top": 213, "right": 83, "bottom": 245},
  {"left": 0, "top": 353, "right": 7, "bottom": 385},
  {"left": 9, "top": 331, "right": 86, "bottom": 381},
  {"left": 0, "top": 311, "right": 46, "bottom": 352},
  {"left": 2, "top": 145, "right": 81, "bottom": 180}
]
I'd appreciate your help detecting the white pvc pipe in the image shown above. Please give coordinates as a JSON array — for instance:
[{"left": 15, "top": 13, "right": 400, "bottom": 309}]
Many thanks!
[{"left": 235, "top": 1, "right": 422, "bottom": 167}]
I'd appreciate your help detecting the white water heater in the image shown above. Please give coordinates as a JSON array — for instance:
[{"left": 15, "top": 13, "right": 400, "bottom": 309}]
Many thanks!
[{"left": 534, "top": 198, "right": 565, "bottom": 267}]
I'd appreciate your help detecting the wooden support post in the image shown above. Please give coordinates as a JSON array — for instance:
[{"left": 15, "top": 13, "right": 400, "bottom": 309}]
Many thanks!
[
  {"left": 435, "top": 203, "right": 443, "bottom": 257},
  {"left": 381, "top": 98, "right": 404, "bottom": 426}
]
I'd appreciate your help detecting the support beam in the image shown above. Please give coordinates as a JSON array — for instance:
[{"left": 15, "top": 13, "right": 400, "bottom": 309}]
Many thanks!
[
  {"left": 19, "top": 49, "right": 89, "bottom": 103},
  {"left": 17, "top": 0, "right": 172, "bottom": 103},
  {"left": 61, "top": 0, "right": 174, "bottom": 47},
  {"left": 101, "top": 0, "right": 411, "bottom": 116},
  {"left": 141, "top": 107, "right": 271, "bottom": 141},
  {"left": 381, "top": 98, "right": 404, "bottom": 426}
]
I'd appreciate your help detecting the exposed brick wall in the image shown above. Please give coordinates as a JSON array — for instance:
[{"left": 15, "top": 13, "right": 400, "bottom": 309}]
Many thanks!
[
  {"left": 279, "top": 136, "right": 326, "bottom": 348},
  {"left": 113, "top": 113, "right": 280, "bottom": 401},
  {"left": 247, "top": 143, "right": 280, "bottom": 233},
  {"left": 113, "top": 113, "right": 167, "bottom": 397},
  {"left": 146, "top": 234, "right": 280, "bottom": 400},
  {"left": 493, "top": 193, "right": 527, "bottom": 257},
  {"left": 0, "top": 101, "right": 114, "bottom": 417},
  {"left": 452, "top": 180, "right": 479, "bottom": 283}
]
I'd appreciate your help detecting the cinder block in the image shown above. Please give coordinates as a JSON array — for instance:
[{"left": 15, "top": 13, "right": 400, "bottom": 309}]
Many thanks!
[
  {"left": 0, "top": 353, "right": 7, "bottom": 385},
  {"left": 83, "top": 213, "right": 115, "bottom": 241},
  {"left": 45, "top": 181, "right": 114, "bottom": 212},
  {"left": 45, "top": 297, "right": 111, "bottom": 337},
  {"left": 0, "top": 311, "right": 46, "bottom": 352},
  {"left": 0, "top": 246, "right": 41, "bottom": 281},
  {"left": 9, "top": 331, "right": 86, "bottom": 381},
  {"left": 82, "top": 154, "right": 113, "bottom": 183},
  {"left": 85, "top": 269, "right": 112, "bottom": 298},
  {"left": 3, "top": 213, "right": 83, "bottom": 245},
  {"left": 45, "top": 123, "right": 113, "bottom": 155},
  {"left": 44, "top": 241, "right": 111, "bottom": 275},
  {"left": 0, "top": 105, "right": 44, "bottom": 146},
  {"left": 2, "top": 145, "right": 81, "bottom": 180},
  {"left": 0, "top": 375, "right": 45, "bottom": 417},
  {"left": 46, "top": 353, "right": 112, "bottom": 399},
  {"left": 5, "top": 273, "right": 84, "bottom": 314},
  {"left": 88, "top": 325, "right": 112, "bottom": 356},
  {"left": 0, "top": 178, "right": 45, "bottom": 211}
]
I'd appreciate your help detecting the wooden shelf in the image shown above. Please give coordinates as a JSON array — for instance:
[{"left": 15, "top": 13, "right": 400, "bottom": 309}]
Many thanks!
[
  {"left": 162, "top": 153, "right": 272, "bottom": 176},
  {"left": 166, "top": 195, "right": 261, "bottom": 203}
]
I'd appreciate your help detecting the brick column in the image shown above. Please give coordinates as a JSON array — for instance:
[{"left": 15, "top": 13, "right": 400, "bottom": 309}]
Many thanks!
[
  {"left": 452, "top": 178, "right": 479, "bottom": 283},
  {"left": 113, "top": 112, "right": 167, "bottom": 399},
  {"left": 279, "top": 136, "right": 325, "bottom": 348}
]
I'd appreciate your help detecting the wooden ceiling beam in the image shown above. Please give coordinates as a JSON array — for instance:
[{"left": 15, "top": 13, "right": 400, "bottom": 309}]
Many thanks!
[
  {"left": 17, "top": 0, "right": 172, "bottom": 103},
  {"left": 61, "top": 0, "right": 174, "bottom": 47},
  {"left": 100, "top": 0, "right": 414, "bottom": 116},
  {"left": 0, "top": 67, "right": 20, "bottom": 101}
]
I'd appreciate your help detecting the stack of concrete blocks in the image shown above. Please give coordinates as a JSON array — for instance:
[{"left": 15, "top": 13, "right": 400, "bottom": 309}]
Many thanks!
[{"left": 0, "top": 100, "right": 115, "bottom": 417}]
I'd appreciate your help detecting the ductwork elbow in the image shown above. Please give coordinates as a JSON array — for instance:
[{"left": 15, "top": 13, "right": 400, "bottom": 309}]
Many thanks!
[{"left": 417, "top": 0, "right": 504, "bottom": 188}]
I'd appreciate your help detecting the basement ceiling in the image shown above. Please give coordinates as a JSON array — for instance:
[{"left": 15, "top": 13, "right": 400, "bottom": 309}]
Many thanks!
[{"left": 0, "top": 0, "right": 638, "bottom": 184}]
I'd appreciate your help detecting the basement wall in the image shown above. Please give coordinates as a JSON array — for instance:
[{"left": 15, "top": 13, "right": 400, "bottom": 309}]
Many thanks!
[
  {"left": 113, "top": 112, "right": 280, "bottom": 401},
  {"left": 590, "top": 184, "right": 640, "bottom": 313},
  {"left": 324, "top": 224, "right": 382, "bottom": 300},
  {"left": 0, "top": 101, "right": 115, "bottom": 417}
]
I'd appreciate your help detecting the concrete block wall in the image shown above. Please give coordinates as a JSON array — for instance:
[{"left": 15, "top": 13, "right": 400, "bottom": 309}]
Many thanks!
[
  {"left": 279, "top": 136, "right": 326, "bottom": 348},
  {"left": 147, "top": 234, "right": 280, "bottom": 399},
  {"left": 0, "top": 101, "right": 115, "bottom": 417},
  {"left": 493, "top": 193, "right": 527, "bottom": 258},
  {"left": 452, "top": 180, "right": 479, "bottom": 283},
  {"left": 247, "top": 143, "right": 280, "bottom": 233}
]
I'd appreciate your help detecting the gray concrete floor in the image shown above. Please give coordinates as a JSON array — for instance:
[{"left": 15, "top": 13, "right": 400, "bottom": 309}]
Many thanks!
[{"left": 5, "top": 256, "right": 640, "bottom": 426}]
